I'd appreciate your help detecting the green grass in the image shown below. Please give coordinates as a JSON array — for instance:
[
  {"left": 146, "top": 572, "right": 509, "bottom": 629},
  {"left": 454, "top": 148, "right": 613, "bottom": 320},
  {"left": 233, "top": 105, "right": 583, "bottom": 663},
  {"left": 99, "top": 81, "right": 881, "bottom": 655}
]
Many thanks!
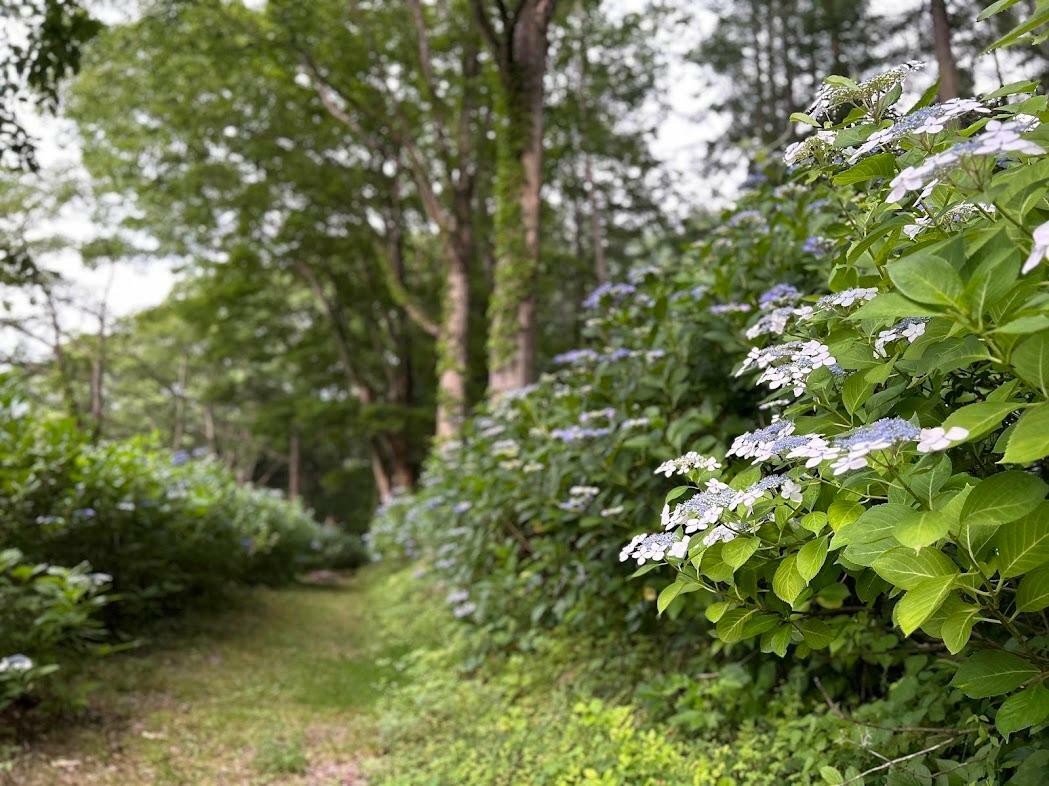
[{"left": 3, "top": 569, "right": 403, "bottom": 786}]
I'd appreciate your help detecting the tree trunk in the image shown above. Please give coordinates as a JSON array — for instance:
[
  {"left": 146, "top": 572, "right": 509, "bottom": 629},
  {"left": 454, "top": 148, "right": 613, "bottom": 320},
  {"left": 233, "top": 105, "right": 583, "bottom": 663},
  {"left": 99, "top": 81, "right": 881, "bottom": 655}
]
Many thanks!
[
  {"left": 172, "top": 354, "right": 188, "bottom": 450},
  {"left": 584, "top": 153, "right": 607, "bottom": 284},
  {"left": 930, "top": 0, "right": 959, "bottom": 100},
  {"left": 288, "top": 428, "right": 301, "bottom": 501},
  {"left": 482, "top": 0, "right": 555, "bottom": 396},
  {"left": 436, "top": 254, "right": 470, "bottom": 437}
]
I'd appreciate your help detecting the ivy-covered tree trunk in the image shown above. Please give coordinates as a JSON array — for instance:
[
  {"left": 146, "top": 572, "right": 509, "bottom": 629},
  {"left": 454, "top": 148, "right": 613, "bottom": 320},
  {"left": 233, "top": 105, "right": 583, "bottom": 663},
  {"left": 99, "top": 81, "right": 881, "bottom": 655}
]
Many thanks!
[{"left": 476, "top": 0, "right": 556, "bottom": 396}]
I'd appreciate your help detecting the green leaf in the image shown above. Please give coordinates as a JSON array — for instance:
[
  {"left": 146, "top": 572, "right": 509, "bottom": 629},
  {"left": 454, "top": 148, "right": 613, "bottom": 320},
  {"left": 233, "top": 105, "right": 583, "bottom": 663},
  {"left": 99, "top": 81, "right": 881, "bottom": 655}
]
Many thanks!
[
  {"left": 657, "top": 581, "right": 684, "bottom": 614},
  {"left": 1017, "top": 566, "right": 1049, "bottom": 612},
  {"left": 831, "top": 152, "right": 896, "bottom": 186},
  {"left": 848, "top": 292, "right": 939, "bottom": 321},
  {"left": 716, "top": 608, "right": 780, "bottom": 643},
  {"left": 833, "top": 503, "right": 915, "bottom": 549},
  {"left": 887, "top": 255, "right": 963, "bottom": 306},
  {"left": 764, "top": 624, "right": 792, "bottom": 657},
  {"left": 722, "top": 536, "right": 760, "bottom": 570},
  {"left": 952, "top": 651, "right": 1040, "bottom": 698},
  {"left": 789, "top": 111, "right": 820, "bottom": 127},
  {"left": 828, "top": 499, "right": 864, "bottom": 531},
  {"left": 796, "top": 618, "right": 836, "bottom": 649},
  {"left": 941, "top": 604, "right": 980, "bottom": 654},
  {"left": 896, "top": 575, "right": 956, "bottom": 636},
  {"left": 894, "top": 509, "right": 952, "bottom": 550},
  {"left": 996, "top": 683, "right": 1049, "bottom": 735},
  {"left": 995, "top": 503, "right": 1049, "bottom": 578},
  {"left": 704, "top": 600, "right": 732, "bottom": 623},
  {"left": 942, "top": 401, "right": 1021, "bottom": 443},
  {"left": 872, "top": 546, "right": 959, "bottom": 590},
  {"left": 1002, "top": 404, "right": 1049, "bottom": 464},
  {"left": 819, "top": 765, "right": 844, "bottom": 785},
  {"left": 962, "top": 471, "right": 1047, "bottom": 528},
  {"left": 1013, "top": 331, "right": 1049, "bottom": 397},
  {"left": 797, "top": 537, "right": 829, "bottom": 582},
  {"left": 773, "top": 554, "right": 807, "bottom": 606},
  {"left": 995, "top": 315, "right": 1049, "bottom": 334}
]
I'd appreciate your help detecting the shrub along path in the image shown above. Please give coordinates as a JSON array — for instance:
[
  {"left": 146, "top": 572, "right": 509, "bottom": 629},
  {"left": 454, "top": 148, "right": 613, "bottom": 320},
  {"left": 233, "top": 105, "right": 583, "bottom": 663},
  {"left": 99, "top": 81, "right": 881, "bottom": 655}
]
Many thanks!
[{"left": 4, "top": 572, "right": 388, "bottom": 786}]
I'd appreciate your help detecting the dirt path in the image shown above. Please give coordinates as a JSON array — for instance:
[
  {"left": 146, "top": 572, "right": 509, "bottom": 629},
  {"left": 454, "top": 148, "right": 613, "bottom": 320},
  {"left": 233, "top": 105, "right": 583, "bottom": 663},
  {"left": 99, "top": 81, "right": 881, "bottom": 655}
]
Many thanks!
[{"left": 4, "top": 574, "right": 378, "bottom": 786}]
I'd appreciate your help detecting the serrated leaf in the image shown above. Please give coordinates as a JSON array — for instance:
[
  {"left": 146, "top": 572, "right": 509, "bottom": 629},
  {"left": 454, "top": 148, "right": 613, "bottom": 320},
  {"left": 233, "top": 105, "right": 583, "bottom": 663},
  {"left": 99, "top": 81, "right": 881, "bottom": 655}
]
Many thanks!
[
  {"left": 1013, "top": 331, "right": 1049, "bottom": 397},
  {"left": 797, "top": 536, "right": 829, "bottom": 582},
  {"left": 773, "top": 554, "right": 807, "bottom": 606},
  {"left": 716, "top": 608, "right": 779, "bottom": 643},
  {"left": 941, "top": 604, "right": 980, "bottom": 654},
  {"left": 896, "top": 575, "right": 956, "bottom": 636},
  {"left": 888, "top": 254, "right": 963, "bottom": 306},
  {"left": 894, "top": 509, "right": 952, "bottom": 550},
  {"left": 995, "top": 503, "right": 1049, "bottom": 577},
  {"left": 942, "top": 400, "right": 1021, "bottom": 443},
  {"left": 722, "top": 536, "right": 760, "bottom": 570},
  {"left": 1002, "top": 404, "right": 1049, "bottom": 464},
  {"left": 831, "top": 151, "right": 896, "bottom": 186},
  {"left": 963, "top": 471, "right": 1047, "bottom": 527},
  {"left": 1017, "top": 565, "right": 1049, "bottom": 612},
  {"left": 872, "top": 546, "right": 959, "bottom": 590},
  {"left": 997, "top": 683, "right": 1049, "bottom": 735},
  {"left": 952, "top": 651, "right": 1039, "bottom": 698}
]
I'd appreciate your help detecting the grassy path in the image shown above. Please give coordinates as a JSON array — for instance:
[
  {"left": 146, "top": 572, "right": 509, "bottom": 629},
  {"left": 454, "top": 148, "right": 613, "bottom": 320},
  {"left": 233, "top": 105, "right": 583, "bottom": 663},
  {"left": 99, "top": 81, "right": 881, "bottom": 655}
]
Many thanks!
[{"left": 4, "top": 572, "right": 384, "bottom": 786}]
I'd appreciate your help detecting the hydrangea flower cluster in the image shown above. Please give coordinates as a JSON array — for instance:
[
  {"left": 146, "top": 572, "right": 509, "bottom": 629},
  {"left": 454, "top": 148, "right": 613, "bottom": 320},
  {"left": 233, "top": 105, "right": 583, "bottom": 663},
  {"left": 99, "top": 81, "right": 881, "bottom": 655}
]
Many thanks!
[
  {"left": 583, "top": 282, "right": 637, "bottom": 310},
  {"left": 784, "top": 130, "right": 836, "bottom": 167},
  {"left": 709, "top": 302, "right": 753, "bottom": 315},
  {"left": 0, "top": 654, "right": 32, "bottom": 673},
  {"left": 737, "top": 341, "right": 837, "bottom": 397},
  {"left": 660, "top": 479, "right": 738, "bottom": 533},
  {"left": 727, "top": 209, "right": 767, "bottom": 230},
  {"left": 727, "top": 420, "right": 811, "bottom": 463},
  {"left": 874, "top": 317, "right": 928, "bottom": 356},
  {"left": 785, "top": 417, "right": 967, "bottom": 475},
  {"left": 620, "top": 531, "right": 690, "bottom": 564},
  {"left": 550, "top": 425, "right": 614, "bottom": 443},
  {"left": 758, "top": 283, "right": 803, "bottom": 309},
  {"left": 850, "top": 98, "right": 989, "bottom": 161},
  {"left": 903, "top": 202, "right": 991, "bottom": 239},
  {"left": 560, "top": 485, "right": 600, "bottom": 512},
  {"left": 802, "top": 235, "right": 834, "bottom": 255},
  {"left": 654, "top": 452, "right": 722, "bottom": 477},
  {"left": 806, "top": 61, "right": 924, "bottom": 120},
  {"left": 812, "top": 287, "right": 878, "bottom": 312},
  {"left": 745, "top": 306, "right": 813, "bottom": 339},
  {"left": 887, "top": 117, "right": 1044, "bottom": 203}
]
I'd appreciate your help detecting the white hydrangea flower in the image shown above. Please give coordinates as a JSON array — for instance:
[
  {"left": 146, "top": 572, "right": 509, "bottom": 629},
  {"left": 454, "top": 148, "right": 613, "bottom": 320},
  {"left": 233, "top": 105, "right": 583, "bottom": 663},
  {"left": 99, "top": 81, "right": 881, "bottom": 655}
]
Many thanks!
[
  {"left": 916, "top": 426, "right": 969, "bottom": 453},
  {"left": 654, "top": 452, "right": 722, "bottom": 477},
  {"left": 0, "top": 654, "right": 33, "bottom": 673},
  {"left": 601, "top": 505, "right": 625, "bottom": 517},
  {"left": 813, "top": 287, "right": 879, "bottom": 312},
  {"left": 1023, "top": 220, "right": 1049, "bottom": 274},
  {"left": 850, "top": 98, "right": 989, "bottom": 161},
  {"left": 874, "top": 317, "right": 928, "bottom": 357},
  {"left": 668, "top": 535, "right": 691, "bottom": 559},
  {"left": 887, "top": 117, "right": 1044, "bottom": 203}
]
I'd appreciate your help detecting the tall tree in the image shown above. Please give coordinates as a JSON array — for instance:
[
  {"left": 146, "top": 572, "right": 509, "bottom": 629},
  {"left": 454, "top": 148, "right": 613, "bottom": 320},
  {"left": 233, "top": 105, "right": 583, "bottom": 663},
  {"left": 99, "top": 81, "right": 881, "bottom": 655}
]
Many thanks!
[{"left": 472, "top": 0, "right": 559, "bottom": 395}]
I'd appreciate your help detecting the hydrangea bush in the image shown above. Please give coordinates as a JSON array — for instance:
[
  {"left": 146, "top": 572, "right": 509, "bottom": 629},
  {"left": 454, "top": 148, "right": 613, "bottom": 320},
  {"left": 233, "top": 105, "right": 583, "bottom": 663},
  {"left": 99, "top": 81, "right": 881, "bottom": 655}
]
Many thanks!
[
  {"left": 0, "top": 379, "right": 362, "bottom": 711},
  {"left": 372, "top": 60, "right": 1049, "bottom": 779},
  {"left": 370, "top": 180, "right": 832, "bottom": 645}
]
